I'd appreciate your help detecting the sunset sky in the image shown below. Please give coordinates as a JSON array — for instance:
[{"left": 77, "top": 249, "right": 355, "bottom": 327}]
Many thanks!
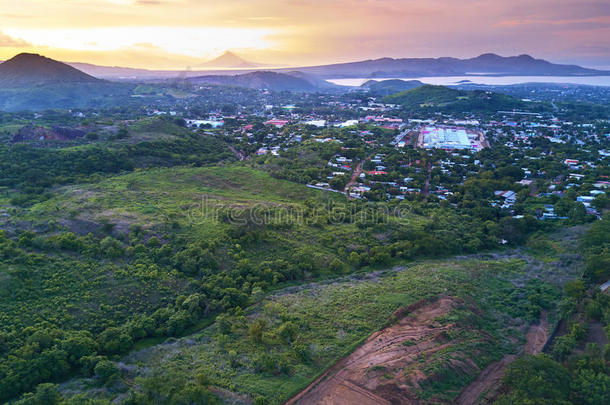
[{"left": 0, "top": 0, "right": 609, "bottom": 69}]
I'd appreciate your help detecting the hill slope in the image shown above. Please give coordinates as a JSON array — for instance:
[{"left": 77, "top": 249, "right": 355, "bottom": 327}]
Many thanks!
[
  {"left": 0, "top": 53, "right": 101, "bottom": 87},
  {"left": 383, "top": 84, "right": 540, "bottom": 112},
  {"left": 361, "top": 79, "right": 424, "bottom": 95},
  {"left": 0, "top": 82, "right": 136, "bottom": 111},
  {"left": 188, "top": 71, "right": 319, "bottom": 92},
  {"left": 0, "top": 53, "right": 137, "bottom": 111}
]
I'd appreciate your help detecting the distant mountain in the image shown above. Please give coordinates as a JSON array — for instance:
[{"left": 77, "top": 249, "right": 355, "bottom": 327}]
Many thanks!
[
  {"left": 361, "top": 79, "right": 423, "bottom": 95},
  {"left": 197, "top": 51, "right": 260, "bottom": 69},
  {"left": 382, "top": 84, "right": 541, "bottom": 113},
  {"left": 289, "top": 53, "right": 610, "bottom": 78},
  {"left": 284, "top": 71, "right": 339, "bottom": 89},
  {"left": 59, "top": 53, "right": 609, "bottom": 82},
  {"left": 67, "top": 59, "right": 266, "bottom": 81},
  {"left": 0, "top": 53, "right": 136, "bottom": 111},
  {"left": 188, "top": 71, "right": 323, "bottom": 92},
  {"left": 68, "top": 62, "right": 154, "bottom": 80},
  {"left": 0, "top": 53, "right": 101, "bottom": 87}
]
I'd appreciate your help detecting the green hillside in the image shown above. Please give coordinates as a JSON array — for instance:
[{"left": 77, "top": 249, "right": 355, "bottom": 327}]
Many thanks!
[
  {"left": 361, "top": 79, "right": 423, "bottom": 96},
  {"left": 59, "top": 230, "right": 580, "bottom": 404},
  {"left": 0, "top": 153, "right": 512, "bottom": 401},
  {"left": 383, "top": 84, "right": 542, "bottom": 112}
]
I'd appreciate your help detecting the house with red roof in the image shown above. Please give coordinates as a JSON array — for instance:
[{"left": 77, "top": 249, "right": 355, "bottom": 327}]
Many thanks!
[{"left": 264, "top": 120, "right": 289, "bottom": 128}]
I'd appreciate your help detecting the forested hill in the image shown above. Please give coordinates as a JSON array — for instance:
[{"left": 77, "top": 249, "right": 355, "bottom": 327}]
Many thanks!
[
  {"left": 0, "top": 116, "right": 235, "bottom": 206},
  {"left": 383, "top": 84, "right": 541, "bottom": 112},
  {"left": 361, "top": 79, "right": 424, "bottom": 96}
]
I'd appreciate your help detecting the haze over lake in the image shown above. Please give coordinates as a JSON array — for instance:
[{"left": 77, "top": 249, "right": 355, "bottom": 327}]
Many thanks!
[{"left": 328, "top": 76, "right": 610, "bottom": 87}]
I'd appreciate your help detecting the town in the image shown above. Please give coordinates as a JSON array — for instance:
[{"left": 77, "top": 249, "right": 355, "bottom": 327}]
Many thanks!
[{"left": 119, "top": 84, "right": 610, "bottom": 223}]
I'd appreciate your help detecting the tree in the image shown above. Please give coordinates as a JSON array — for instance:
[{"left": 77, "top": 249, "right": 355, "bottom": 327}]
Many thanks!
[
  {"left": 501, "top": 355, "right": 571, "bottom": 402},
  {"left": 572, "top": 368, "right": 610, "bottom": 405},
  {"left": 116, "top": 128, "right": 130, "bottom": 139},
  {"left": 97, "top": 327, "right": 133, "bottom": 355},
  {"left": 248, "top": 319, "right": 266, "bottom": 343},
  {"left": 555, "top": 197, "right": 574, "bottom": 217},
  {"left": 14, "top": 383, "right": 62, "bottom": 405},
  {"left": 564, "top": 280, "right": 585, "bottom": 300},
  {"left": 348, "top": 251, "right": 361, "bottom": 267},
  {"left": 329, "top": 258, "right": 345, "bottom": 272},
  {"left": 100, "top": 237, "right": 124, "bottom": 258},
  {"left": 572, "top": 202, "right": 587, "bottom": 223},
  {"left": 329, "top": 175, "right": 348, "bottom": 191},
  {"left": 61, "top": 332, "right": 98, "bottom": 365},
  {"left": 94, "top": 360, "right": 120, "bottom": 386},
  {"left": 277, "top": 321, "right": 298, "bottom": 343},
  {"left": 552, "top": 334, "right": 577, "bottom": 360},
  {"left": 592, "top": 194, "right": 610, "bottom": 211}
]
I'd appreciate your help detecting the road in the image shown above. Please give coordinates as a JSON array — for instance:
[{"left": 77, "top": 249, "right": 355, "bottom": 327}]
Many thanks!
[
  {"left": 422, "top": 161, "right": 432, "bottom": 200},
  {"left": 228, "top": 145, "right": 245, "bottom": 160},
  {"left": 344, "top": 160, "right": 364, "bottom": 199}
]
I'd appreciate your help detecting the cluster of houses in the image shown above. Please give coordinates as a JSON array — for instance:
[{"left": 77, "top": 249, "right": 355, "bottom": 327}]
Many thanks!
[{"left": 171, "top": 90, "right": 608, "bottom": 223}]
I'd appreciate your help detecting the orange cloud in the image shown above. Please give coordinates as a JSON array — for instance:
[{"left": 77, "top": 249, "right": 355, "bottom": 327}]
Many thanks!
[
  {"left": 0, "top": 30, "right": 30, "bottom": 47},
  {"left": 0, "top": 0, "right": 608, "bottom": 68}
]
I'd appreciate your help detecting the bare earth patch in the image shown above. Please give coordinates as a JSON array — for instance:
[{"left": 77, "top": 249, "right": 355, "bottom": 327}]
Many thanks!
[
  {"left": 287, "top": 298, "right": 552, "bottom": 405},
  {"left": 287, "top": 297, "right": 471, "bottom": 405}
]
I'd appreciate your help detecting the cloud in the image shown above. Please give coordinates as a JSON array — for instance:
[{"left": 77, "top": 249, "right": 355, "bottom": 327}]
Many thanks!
[
  {"left": 0, "top": 30, "right": 31, "bottom": 47},
  {"left": 497, "top": 16, "right": 610, "bottom": 28},
  {"left": 2, "top": 0, "right": 609, "bottom": 67}
]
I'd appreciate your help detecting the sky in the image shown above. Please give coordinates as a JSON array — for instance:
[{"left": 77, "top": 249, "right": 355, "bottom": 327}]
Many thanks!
[{"left": 0, "top": 0, "right": 609, "bottom": 70}]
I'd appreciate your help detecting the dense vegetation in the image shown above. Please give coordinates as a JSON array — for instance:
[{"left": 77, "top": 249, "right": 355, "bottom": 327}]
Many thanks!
[
  {"left": 361, "top": 79, "right": 423, "bottom": 96},
  {"left": 0, "top": 117, "right": 234, "bottom": 207},
  {"left": 496, "top": 217, "right": 610, "bottom": 405}
]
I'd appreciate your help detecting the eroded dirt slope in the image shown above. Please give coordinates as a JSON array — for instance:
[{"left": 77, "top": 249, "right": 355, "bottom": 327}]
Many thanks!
[{"left": 286, "top": 297, "right": 482, "bottom": 405}]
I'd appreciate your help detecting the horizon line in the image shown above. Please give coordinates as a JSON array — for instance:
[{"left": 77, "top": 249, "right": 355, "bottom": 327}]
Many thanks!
[{"left": 1, "top": 51, "right": 608, "bottom": 73}]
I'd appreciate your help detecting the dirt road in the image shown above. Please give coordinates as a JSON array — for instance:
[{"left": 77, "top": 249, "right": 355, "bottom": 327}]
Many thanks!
[
  {"left": 422, "top": 161, "right": 432, "bottom": 200},
  {"left": 344, "top": 160, "right": 364, "bottom": 199},
  {"left": 228, "top": 145, "right": 246, "bottom": 161},
  {"left": 454, "top": 312, "right": 550, "bottom": 405}
]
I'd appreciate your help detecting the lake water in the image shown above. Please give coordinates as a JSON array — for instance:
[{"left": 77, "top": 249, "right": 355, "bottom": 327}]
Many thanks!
[{"left": 327, "top": 76, "right": 610, "bottom": 87}]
